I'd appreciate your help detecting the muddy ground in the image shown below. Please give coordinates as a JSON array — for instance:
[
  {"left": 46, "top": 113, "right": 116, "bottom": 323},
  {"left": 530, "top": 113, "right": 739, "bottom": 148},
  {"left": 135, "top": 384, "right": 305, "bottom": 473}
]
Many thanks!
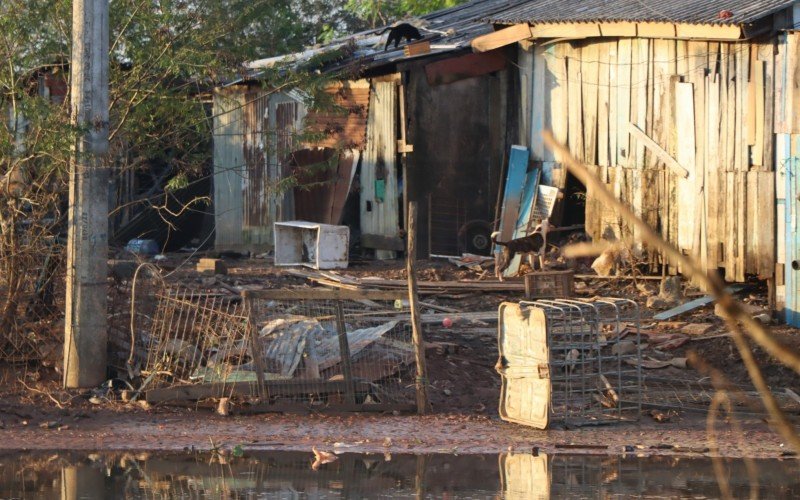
[{"left": 1, "top": 256, "right": 799, "bottom": 459}]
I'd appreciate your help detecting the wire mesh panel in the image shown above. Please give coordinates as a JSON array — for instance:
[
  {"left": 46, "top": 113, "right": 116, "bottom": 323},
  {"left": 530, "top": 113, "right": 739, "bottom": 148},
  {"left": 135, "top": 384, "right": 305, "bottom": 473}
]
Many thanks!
[
  {"left": 140, "top": 287, "right": 417, "bottom": 412},
  {"left": 498, "top": 298, "right": 641, "bottom": 428},
  {"left": 244, "top": 290, "right": 416, "bottom": 410}
]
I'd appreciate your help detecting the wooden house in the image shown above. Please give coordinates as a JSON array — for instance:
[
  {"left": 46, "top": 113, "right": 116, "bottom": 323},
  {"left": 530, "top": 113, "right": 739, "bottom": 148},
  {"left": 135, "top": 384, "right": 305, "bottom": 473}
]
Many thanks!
[{"left": 466, "top": 0, "right": 800, "bottom": 315}]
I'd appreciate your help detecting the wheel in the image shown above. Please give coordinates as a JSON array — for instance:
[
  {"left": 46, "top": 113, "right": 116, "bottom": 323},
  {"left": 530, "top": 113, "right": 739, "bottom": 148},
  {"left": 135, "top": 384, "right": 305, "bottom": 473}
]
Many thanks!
[{"left": 459, "top": 220, "right": 493, "bottom": 256}]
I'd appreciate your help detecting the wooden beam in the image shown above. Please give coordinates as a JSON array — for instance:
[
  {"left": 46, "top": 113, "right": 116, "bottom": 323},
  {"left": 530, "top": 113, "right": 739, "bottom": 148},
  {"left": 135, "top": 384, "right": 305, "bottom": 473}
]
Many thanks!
[
  {"left": 523, "top": 22, "right": 742, "bottom": 41},
  {"left": 242, "top": 289, "right": 408, "bottom": 301},
  {"left": 675, "top": 23, "right": 742, "bottom": 40},
  {"left": 530, "top": 23, "right": 601, "bottom": 39},
  {"left": 637, "top": 22, "right": 676, "bottom": 38},
  {"left": 599, "top": 22, "right": 636, "bottom": 37},
  {"left": 471, "top": 23, "right": 532, "bottom": 52},
  {"left": 627, "top": 122, "right": 690, "bottom": 178}
]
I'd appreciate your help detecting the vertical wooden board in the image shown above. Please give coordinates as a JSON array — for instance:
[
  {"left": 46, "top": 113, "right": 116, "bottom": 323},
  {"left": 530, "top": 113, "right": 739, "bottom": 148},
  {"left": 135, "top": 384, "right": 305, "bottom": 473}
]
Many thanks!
[
  {"left": 745, "top": 171, "right": 758, "bottom": 274},
  {"left": 725, "top": 44, "right": 737, "bottom": 172},
  {"left": 759, "top": 42, "right": 775, "bottom": 171},
  {"left": 735, "top": 46, "right": 750, "bottom": 171},
  {"left": 581, "top": 42, "right": 599, "bottom": 165},
  {"left": 725, "top": 172, "right": 736, "bottom": 281},
  {"left": 706, "top": 75, "right": 721, "bottom": 272},
  {"left": 756, "top": 171, "right": 776, "bottom": 277},
  {"left": 676, "top": 40, "right": 688, "bottom": 76},
  {"left": 597, "top": 41, "right": 611, "bottom": 168},
  {"left": 608, "top": 41, "right": 618, "bottom": 167},
  {"left": 675, "top": 82, "right": 696, "bottom": 252},
  {"left": 652, "top": 39, "right": 671, "bottom": 249},
  {"left": 753, "top": 60, "right": 766, "bottom": 168},
  {"left": 566, "top": 44, "right": 584, "bottom": 160},
  {"left": 687, "top": 42, "right": 707, "bottom": 271},
  {"left": 360, "top": 81, "right": 399, "bottom": 259},
  {"left": 531, "top": 45, "right": 546, "bottom": 161},
  {"left": 632, "top": 39, "right": 648, "bottom": 170},
  {"left": 517, "top": 45, "right": 532, "bottom": 146},
  {"left": 788, "top": 135, "right": 800, "bottom": 324},
  {"left": 545, "top": 44, "right": 569, "bottom": 162},
  {"left": 718, "top": 43, "right": 730, "bottom": 172},
  {"left": 616, "top": 39, "right": 632, "bottom": 168},
  {"left": 736, "top": 170, "right": 747, "bottom": 281},
  {"left": 774, "top": 34, "right": 788, "bottom": 134},
  {"left": 792, "top": 34, "right": 800, "bottom": 134},
  {"left": 667, "top": 76, "right": 681, "bottom": 255},
  {"left": 747, "top": 47, "right": 758, "bottom": 147}
]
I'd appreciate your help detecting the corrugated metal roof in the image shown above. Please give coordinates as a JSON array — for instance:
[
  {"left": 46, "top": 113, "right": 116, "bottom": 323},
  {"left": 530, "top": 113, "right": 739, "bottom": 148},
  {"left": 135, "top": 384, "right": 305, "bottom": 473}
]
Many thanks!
[
  {"left": 244, "top": 0, "right": 530, "bottom": 76},
  {"left": 485, "top": 0, "right": 797, "bottom": 26}
]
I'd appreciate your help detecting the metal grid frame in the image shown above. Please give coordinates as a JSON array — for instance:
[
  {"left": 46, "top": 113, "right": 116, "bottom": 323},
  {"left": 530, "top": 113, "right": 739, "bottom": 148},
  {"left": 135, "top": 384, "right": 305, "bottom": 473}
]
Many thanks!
[
  {"left": 139, "top": 287, "right": 417, "bottom": 413},
  {"left": 518, "top": 297, "right": 642, "bottom": 427}
]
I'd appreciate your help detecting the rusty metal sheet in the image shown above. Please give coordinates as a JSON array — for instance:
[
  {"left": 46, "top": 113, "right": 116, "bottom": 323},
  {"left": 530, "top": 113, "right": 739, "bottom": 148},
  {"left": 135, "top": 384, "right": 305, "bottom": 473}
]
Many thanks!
[{"left": 497, "top": 302, "right": 550, "bottom": 429}]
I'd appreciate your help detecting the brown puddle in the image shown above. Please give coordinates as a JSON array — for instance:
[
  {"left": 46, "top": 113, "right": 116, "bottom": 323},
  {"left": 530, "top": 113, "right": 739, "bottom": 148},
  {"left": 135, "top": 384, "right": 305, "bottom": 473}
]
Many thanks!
[{"left": 0, "top": 450, "right": 798, "bottom": 498}]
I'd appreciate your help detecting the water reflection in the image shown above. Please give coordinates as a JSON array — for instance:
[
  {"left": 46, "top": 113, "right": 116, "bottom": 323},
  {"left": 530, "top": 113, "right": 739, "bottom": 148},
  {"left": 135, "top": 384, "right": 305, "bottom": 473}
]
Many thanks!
[{"left": 0, "top": 450, "right": 797, "bottom": 498}]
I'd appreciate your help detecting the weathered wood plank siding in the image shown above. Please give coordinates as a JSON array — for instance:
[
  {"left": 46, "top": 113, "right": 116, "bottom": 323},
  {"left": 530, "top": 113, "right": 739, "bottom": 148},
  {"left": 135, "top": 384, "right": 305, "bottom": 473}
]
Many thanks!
[{"left": 521, "top": 37, "right": 779, "bottom": 283}]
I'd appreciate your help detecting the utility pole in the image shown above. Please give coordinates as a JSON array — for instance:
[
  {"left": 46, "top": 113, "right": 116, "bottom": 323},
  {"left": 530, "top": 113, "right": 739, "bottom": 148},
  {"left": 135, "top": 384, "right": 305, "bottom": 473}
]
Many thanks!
[{"left": 64, "top": 0, "right": 109, "bottom": 388}]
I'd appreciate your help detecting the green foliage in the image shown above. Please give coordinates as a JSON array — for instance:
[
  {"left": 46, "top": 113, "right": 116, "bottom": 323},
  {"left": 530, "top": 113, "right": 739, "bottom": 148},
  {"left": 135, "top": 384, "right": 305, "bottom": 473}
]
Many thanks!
[{"left": 345, "top": 0, "right": 467, "bottom": 27}]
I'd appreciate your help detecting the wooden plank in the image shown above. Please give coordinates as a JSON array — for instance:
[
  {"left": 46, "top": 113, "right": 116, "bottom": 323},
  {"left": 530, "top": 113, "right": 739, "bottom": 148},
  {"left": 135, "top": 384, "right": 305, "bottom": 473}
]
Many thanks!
[
  {"left": 753, "top": 60, "right": 766, "bottom": 167},
  {"left": 706, "top": 75, "right": 721, "bottom": 273},
  {"left": 775, "top": 35, "right": 788, "bottom": 134},
  {"left": 530, "top": 23, "right": 600, "bottom": 39},
  {"left": 361, "top": 233, "right": 405, "bottom": 251},
  {"left": 735, "top": 46, "right": 749, "bottom": 171},
  {"left": 724, "top": 172, "right": 736, "bottom": 281},
  {"left": 756, "top": 171, "right": 776, "bottom": 278},
  {"left": 725, "top": 43, "right": 737, "bottom": 172},
  {"left": 631, "top": 39, "right": 648, "bottom": 250},
  {"left": 600, "top": 22, "right": 636, "bottom": 37},
  {"left": 652, "top": 285, "right": 746, "bottom": 320},
  {"left": 546, "top": 43, "right": 568, "bottom": 162},
  {"left": 674, "top": 82, "right": 696, "bottom": 252},
  {"left": 674, "top": 24, "right": 742, "bottom": 40},
  {"left": 737, "top": 171, "right": 747, "bottom": 281},
  {"left": 746, "top": 171, "right": 759, "bottom": 274},
  {"left": 581, "top": 42, "right": 599, "bottom": 165},
  {"left": 688, "top": 41, "right": 707, "bottom": 280},
  {"left": 758, "top": 42, "right": 774, "bottom": 171},
  {"left": 627, "top": 123, "right": 689, "bottom": 178},
  {"left": 792, "top": 34, "right": 800, "bottom": 133},
  {"left": 472, "top": 23, "right": 532, "bottom": 52},
  {"left": 597, "top": 41, "right": 611, "bottom": 168},
  {"left": 567, "top": 44, "right": 584, "bottom": 159},
  {"left": 616, "top": 39, "right": 632, "bottom": 168},
  {"left": 531, "top": 45, "right": 547, "bottom": 160},
  {"left": 636, "top": 22, "right": 676, "bottom": 38},
  {"left": 242, "top": 289, "right": 408, "bottom": 301},
  {"left": 608, "top": 41, "right": 619, "bottom": 167}
]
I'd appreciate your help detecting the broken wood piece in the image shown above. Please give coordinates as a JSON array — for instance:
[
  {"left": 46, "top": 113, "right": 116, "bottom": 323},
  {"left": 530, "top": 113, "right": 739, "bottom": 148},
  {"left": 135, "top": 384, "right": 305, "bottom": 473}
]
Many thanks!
[
  {"left": 627, "top": 123, "right": 689, "bottom": 178},
  {"left": 680, "top": 323, "right": 714, "bottom": 336},
  {"left": 197, "top": 258, "right": 227, "bottom": 275},
  {"left": 471, "top": 23, "right": 532, "bottom": 53},
  {"left": 652, "top": 285, "right": 746, "bottom": 320}
]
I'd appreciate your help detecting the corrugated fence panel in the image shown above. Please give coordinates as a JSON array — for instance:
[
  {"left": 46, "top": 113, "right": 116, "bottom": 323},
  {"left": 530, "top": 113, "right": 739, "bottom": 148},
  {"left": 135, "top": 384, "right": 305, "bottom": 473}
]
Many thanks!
[{"left": 213, "top": 88, "right": 246, "bottom": 251}]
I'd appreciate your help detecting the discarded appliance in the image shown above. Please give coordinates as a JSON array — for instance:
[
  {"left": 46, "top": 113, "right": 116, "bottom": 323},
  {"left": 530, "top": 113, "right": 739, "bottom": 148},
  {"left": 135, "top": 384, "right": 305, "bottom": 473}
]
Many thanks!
[
  {"left": 274, "top": 221, "right": 349, "bottom": 270},
  {"left": 497, "top": 298, "right": 641, "bottom": 429},
  {"left": 523, "top": 270, "right": 574, "bottom": 299}
]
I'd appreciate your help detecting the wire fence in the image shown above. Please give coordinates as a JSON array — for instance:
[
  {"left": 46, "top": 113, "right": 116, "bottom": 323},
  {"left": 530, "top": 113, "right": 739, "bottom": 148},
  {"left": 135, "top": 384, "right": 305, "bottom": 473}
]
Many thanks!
[{"left": 138, "top": 287, "right": 417, "bottom": 411}]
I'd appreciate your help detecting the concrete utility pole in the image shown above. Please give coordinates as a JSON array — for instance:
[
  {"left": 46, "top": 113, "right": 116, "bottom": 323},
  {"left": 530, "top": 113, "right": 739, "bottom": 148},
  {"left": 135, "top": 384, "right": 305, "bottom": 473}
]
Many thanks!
[{"left": 64, "top": 0, "right": 110, "bottom": 388}]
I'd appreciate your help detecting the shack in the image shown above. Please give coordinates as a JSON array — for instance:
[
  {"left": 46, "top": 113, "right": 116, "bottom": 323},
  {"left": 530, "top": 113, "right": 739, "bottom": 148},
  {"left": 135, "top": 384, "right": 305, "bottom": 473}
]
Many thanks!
[
  {"left": 211, "top": 0, "right": 526, "bottom": 258},
  {"left": 471, "top": 0, "right": 799, "bottom": 314}
]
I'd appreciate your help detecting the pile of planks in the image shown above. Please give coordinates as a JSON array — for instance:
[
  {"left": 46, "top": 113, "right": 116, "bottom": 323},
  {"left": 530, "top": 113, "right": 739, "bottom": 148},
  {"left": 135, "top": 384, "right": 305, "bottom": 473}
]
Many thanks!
[{"left": 286, "top": 268, "right": 526, "bottom": 295}]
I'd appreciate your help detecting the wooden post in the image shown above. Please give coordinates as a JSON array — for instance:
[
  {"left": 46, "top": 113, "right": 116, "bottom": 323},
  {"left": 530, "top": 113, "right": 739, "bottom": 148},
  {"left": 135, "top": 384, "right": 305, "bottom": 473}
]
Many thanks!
[
  {"left": 64, "top": 0, "right": 110, "bottom": 388},
  {"left": 406, "top": 201, "right": 428, "bottom": 414},
  {"left": 334, "top": 300, "right": 357, "bottom": 404},
  {"left": 244, "top": 296, "right": 266, "bottom": 401}
]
